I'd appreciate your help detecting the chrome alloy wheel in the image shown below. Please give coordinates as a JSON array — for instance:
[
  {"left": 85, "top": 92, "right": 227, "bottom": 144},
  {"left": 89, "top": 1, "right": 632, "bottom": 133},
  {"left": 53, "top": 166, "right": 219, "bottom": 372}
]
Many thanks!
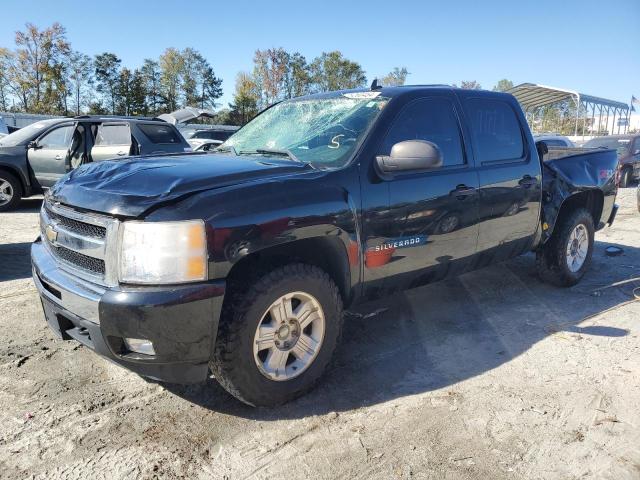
[
  {"left": 253, "top": 291, "right": 325, "bottom": 381},
  {"left": 566, "top": 223, "right": 589, "bottom": 273},
  {"left": 0, "top": 178, "right": 13, "bottom": 206}
]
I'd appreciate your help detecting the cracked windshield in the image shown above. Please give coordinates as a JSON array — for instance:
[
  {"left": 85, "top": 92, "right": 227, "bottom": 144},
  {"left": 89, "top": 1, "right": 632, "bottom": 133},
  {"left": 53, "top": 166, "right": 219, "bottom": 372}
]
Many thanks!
[{"left": 223, "top": 93, "right": 388, "bottom": 168}]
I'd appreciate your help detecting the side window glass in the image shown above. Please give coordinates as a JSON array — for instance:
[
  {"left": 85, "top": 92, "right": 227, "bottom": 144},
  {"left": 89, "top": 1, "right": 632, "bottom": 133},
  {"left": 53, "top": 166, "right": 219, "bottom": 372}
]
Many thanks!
[
  {"left": 39, "top": 126, "right": 74, "bottom": 149},
  {"left": 382, "top": 98, "right": 466, "bottom": 167},
  {"left": 95, "top": 124, "right": 131, "bottom": 146},
  {"left": 138, "top": 124, "right": 182, "bottom": 144},
  {"left": 464, "top": 99, "right": 524, "bottom": 162}
]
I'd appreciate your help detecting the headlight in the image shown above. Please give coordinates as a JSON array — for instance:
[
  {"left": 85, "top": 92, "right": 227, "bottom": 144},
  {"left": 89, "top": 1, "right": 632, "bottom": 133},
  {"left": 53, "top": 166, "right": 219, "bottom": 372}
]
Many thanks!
[{"left": 118, "top": 220, "right": 207, "bottom": 284}]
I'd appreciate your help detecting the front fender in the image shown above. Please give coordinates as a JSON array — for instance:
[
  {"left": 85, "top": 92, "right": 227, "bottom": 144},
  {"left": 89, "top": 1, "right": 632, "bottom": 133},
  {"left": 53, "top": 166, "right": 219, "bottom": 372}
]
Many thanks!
[
  {"left": 146, "top": 175, "right": 361, "bottom": 289},
  {"left": 0, "top": 148, "right": 32, "bottom": 191}
]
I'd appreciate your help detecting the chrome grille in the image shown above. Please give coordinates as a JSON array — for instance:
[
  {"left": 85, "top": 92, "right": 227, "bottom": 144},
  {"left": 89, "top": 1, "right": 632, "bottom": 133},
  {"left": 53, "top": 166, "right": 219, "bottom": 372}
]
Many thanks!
[
  {"left": 40, "top": 200, "right": 119, "bottom": 286},
  {"left": 52, "top": 245, "right": 106, "bottom": 274},
  {"left": 45, "top": 204, "right": 106, "bottom": 239}
]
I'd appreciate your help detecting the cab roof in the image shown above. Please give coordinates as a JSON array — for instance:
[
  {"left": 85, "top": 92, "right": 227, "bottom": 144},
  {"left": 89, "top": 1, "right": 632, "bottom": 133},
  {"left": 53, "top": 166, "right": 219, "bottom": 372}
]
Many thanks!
[{"left": 298, "top": 84, "right": 513, "bottom": 102}]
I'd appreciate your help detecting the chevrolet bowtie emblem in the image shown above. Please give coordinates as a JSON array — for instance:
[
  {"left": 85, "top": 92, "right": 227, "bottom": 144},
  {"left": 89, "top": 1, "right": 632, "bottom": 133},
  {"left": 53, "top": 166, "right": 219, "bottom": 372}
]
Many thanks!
[{"left": 45, "top": 224, "right": 58, "bottom": 244}]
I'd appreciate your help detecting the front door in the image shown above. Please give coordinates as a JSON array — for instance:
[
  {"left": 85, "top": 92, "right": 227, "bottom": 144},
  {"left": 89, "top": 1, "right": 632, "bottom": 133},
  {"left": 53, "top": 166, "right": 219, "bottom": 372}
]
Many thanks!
[
  {"left": 28, "top": 123, "right": 76, "bottom": 187},
  {"left": 362, "top": 95, "right": 480, "bottom": 295}
]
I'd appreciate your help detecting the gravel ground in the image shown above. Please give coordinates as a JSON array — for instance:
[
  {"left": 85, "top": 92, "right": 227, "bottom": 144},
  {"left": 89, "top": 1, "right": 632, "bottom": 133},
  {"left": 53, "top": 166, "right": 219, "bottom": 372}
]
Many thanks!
[{"left": 0, "top": 190, "right": 639, "bottom": 480}]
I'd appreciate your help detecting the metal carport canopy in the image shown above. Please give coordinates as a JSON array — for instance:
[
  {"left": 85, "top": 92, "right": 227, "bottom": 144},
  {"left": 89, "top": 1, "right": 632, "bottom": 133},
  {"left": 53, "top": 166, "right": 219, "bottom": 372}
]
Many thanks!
[{"left": 507, "top": 83, "right": 628, "bottom": 110}]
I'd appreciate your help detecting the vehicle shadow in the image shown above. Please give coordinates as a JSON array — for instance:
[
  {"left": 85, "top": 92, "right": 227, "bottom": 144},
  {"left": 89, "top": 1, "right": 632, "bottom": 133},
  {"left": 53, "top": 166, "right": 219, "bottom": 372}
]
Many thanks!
[
  {"left": 0, "top": 242, "right": 34, "bottom": 281},
  {"left": 141, "top": 240, "right": 640, "bottom": 419}
]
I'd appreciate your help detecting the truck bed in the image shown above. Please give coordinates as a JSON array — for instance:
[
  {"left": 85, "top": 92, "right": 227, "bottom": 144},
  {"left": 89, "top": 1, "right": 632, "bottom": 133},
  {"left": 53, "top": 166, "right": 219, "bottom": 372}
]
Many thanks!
[{"left": 540, "top": 146, "right": 619, "bottom": 239}]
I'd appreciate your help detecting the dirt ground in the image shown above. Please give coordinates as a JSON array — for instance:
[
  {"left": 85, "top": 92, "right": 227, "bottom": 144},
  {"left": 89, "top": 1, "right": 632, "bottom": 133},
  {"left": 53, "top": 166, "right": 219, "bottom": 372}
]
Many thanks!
[{"left": 0, "top": 189, "right": 639, "bottom": 480}]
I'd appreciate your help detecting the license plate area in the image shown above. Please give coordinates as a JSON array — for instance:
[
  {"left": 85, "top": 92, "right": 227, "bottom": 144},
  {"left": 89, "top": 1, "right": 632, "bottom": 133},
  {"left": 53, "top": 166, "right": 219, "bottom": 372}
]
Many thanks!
[{"left": 40, "top": 295, "right": 94, "bottom": 349}]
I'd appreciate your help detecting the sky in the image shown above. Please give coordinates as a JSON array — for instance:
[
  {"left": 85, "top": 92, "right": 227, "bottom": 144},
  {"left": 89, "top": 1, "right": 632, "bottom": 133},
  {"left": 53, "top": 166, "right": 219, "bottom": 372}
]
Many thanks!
[{"left": 0, "top": 0, "right": 638, "bottom": 108}]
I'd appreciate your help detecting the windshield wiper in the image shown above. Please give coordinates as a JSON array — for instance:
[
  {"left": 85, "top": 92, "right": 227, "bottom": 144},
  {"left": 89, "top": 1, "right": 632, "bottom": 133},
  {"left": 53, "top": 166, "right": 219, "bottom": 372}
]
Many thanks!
[
  {"left": 215, "top": 145, "right": 238, "bottom": 155},
  {"left": 254, "top": 148, "right": 301, "bottom": 163}
]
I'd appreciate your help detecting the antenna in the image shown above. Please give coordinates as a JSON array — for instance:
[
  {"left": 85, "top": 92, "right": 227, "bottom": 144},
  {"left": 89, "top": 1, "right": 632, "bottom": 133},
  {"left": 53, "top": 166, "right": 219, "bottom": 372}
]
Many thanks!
[{"left": 370, "top": 78, "right": 382, "bottom": 90}]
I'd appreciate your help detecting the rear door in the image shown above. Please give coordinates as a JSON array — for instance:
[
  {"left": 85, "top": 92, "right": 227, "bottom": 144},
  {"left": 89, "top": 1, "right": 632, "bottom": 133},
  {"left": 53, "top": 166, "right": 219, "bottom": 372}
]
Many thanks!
[
  {"left": 362, "top": 94, "right": 480, "bottom": 293},
  {"left": 91, "top": 123, "right": 132, "bottom": 161},
  {"left": 27, "top": 123, "right": 75, "bottom": 187},
  {"left": 461, "top": 96, "right": 541, "bottom": 264}
]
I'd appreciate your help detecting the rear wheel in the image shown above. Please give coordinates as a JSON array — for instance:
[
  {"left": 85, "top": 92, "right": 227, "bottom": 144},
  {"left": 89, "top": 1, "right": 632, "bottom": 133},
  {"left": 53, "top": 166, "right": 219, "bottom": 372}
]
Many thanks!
[
  {"left": 620, "top": 167, "right": 632, "bottom": 188},
  {"left": 211, "top": 263, "right": 343, "bottom": 406},
  {"left": 536, "top": 208, "right": 595, "bottom": 287},
  {"left": 0, "top": 171, "right": 22, "bottom": 212}
]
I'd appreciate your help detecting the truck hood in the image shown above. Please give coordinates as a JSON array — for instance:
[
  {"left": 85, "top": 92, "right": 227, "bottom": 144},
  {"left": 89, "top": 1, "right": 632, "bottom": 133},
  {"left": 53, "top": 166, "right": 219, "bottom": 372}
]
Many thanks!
[{"left": 48, "top": 153, "right": 312, "bottom": 217}]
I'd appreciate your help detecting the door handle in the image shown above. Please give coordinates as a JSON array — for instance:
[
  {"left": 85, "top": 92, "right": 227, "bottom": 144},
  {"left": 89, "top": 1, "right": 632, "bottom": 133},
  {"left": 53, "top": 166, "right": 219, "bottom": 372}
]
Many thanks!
[
  {"left": 54, "top": 155, "right": 62, "bottom": 160},
  {"left": 451, "top": 184, "right": 477, "bottom": 198},
  {"left": 518, "top": 175, "right": 537, "bottom": 188},
  {"left": 116, "top": 151, "right": 126, "bottom": 156}
]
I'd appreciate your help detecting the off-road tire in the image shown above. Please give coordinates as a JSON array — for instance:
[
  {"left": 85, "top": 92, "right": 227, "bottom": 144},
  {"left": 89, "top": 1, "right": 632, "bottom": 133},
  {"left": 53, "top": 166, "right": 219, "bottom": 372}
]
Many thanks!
[
  {"left": 211, "top": 263, "right": 343, "bottom": 406},
  {"left": 0, "top": 170, "right": 22, "bottom": 212},
  {"left": 536, "top": 208, "right": 595, "bottom": 287}
]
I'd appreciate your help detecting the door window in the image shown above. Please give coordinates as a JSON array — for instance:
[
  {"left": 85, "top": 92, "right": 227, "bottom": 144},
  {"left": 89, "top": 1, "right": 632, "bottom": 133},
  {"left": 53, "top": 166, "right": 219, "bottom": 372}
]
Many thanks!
[
  {"left": 464, "top": 99, "right": 524, "bottom": 162},
  {"left": 138, "top": 124, "right": 182, "bottom": 144},
  {"left": 95, "top": 124, "right": 131, "bottom": 146},
  {"left": 38, "top": 125, "right": 74, "bottom": 149},
  {"left": 382, "top": 98, "right": 466, "bottom": 167}
]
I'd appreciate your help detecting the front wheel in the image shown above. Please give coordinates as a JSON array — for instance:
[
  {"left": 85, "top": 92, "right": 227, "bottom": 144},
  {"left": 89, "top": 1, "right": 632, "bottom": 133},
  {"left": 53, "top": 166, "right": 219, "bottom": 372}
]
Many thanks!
[
  {"left": 0, "top": 171, "right": 22, "bottom": 212},
  {"left": 211, "top": 263, "right": 343, "bottom": 406},
  {"left": 536, "top": 208, "right": 595, "bottom": 287}
]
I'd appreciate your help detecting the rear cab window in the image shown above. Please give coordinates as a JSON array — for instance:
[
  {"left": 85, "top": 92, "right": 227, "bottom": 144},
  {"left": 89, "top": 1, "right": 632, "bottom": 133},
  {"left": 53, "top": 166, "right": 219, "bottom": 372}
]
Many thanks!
[
  {"left": 138, "top": 124, "right": 182, "bottom": 144},
  {"left": 464, "top": 98, "right": 524, "bottom": 163}
]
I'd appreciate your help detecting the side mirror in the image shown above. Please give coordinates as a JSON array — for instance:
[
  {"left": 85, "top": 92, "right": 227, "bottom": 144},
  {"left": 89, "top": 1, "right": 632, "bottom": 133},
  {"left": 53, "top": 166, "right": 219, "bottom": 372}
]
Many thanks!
[
  {"left": 27, "top": 140, "right": 41, "bottom": 150},
  {"left": 376, "top": 140, "right": 443, "bottom": 176},
  {"left": 634, "top": 149, "right": 640, "bottom": 156},
  {"left": 535, "top": 140, "right": 549, "bottom": 159}
]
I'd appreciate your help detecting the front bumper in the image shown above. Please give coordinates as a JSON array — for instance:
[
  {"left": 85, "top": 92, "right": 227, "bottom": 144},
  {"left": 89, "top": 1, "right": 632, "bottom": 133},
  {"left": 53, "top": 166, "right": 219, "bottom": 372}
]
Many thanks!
[{"left": 31, "top": 239, "right": 225, "bottom": 384}]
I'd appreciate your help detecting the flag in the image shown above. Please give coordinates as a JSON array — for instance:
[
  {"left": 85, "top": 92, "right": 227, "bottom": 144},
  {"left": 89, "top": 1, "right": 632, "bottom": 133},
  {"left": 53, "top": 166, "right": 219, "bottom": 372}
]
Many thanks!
[{"left": 632, "top": 95, "right": 639, "bottom": 112}]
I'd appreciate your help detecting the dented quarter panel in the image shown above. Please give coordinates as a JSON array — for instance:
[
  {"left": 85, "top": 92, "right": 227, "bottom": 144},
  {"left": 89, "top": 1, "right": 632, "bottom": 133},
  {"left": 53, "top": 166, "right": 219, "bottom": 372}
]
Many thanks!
[{"left": 541, "top": 148, "right": 619, "bottom": 241}]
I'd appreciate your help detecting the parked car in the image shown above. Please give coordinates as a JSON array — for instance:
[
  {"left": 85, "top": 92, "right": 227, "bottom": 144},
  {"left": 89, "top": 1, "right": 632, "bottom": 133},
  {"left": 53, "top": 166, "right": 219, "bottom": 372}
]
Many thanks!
[
  {"left": 533, "top": 133, "right": 574, "bottom": 148},
  {"left": 32, "top": 86, "right": 618, "bottom": 406},
  {"left": 0, "top": 108, "right": 213, "bottom": 211},
  {"left": 0, "top": 116, "right": 8, "bottom": 136},
  {"left": 583, "top": 134, "right": 640, "bottom": 187},
  {"left": 193, "top": 140, "right": 224, "bottom": 152},
  {"left": 186, "top": 127, "right": 239, "bottom": 150}
]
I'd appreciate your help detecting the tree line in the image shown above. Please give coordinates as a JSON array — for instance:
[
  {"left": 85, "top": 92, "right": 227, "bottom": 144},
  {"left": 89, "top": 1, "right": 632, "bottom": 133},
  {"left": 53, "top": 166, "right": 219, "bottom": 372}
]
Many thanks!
[
  {"left": 0, "top": 23, "right": 223, "bottom": 117},
  {"left": 0, "top": 22, "right": 518, "bottom": 126}
]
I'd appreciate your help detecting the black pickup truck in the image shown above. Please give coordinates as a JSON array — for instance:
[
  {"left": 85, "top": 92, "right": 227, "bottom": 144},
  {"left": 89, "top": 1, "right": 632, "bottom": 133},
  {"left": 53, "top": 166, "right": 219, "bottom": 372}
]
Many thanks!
[{"left": 31, "top": 86, "right": 619, "bottom": 406}]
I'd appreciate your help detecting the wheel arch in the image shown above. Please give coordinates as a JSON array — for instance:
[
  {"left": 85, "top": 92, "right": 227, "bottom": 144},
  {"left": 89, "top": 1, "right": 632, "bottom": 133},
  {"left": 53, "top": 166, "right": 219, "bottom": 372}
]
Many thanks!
[
  {"left": 223, "top": 235, "right": 356, "bottom": 308},
  {"left": 552, "top": 189, "right": 603, "bottom": 237},
  {"left": 0, "top": 163, "right": 29, "bottom": 195}
]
